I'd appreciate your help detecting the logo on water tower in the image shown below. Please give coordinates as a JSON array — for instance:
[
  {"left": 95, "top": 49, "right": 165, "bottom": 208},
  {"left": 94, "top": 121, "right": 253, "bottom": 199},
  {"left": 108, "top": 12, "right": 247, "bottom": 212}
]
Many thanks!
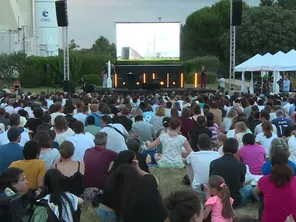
[{"left": 41, "top": 9, "right": 51, "bottom": 22}]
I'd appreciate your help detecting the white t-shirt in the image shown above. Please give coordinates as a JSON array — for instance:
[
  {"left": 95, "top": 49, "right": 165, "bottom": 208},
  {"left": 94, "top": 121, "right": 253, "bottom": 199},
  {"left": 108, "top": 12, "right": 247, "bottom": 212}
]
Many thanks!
[
  {"left": 54, "top": 128, "right": 75, "bottom": 145},
  {"left": 186, "top": 151, "right": 221, "bottom": 191},
  {"left": 254, "top": 123, "right": 277, "bottom": 136},
  {"left": 39, "top": 148, "right": 61, "bottom": 170},
  {"left": 0, "top": 128, "right": 30, "bottom": 147},
  {"left": 255, "top": 132, "right": 277, "bottom": 158},
  {"left": 4, "top": 105, "right": 14, "bottom": 115},
  {"left": 218, "top": 78, "right": 225, "bottom": 88},
  {"left": 43, "top": 192, "right": 78, "bottom": 222},
  {"left": 50, "top": 112, "right": 66, "bottom": 125},
  {"left": 100, "top": 123, "right": 128, "bottom": 153},
  {"left": 65, "top": 133, "right": 95, "bottom": 161},
  {"left": 269, "top": 113, "right": 277, "bottom": 122},
  {"left": 73, "top": 113, "right": 87, "bottom": 125},
  {"left": 222, "top": 117, "right": 233, "bottom": 132},
  {"left": 288, "top": 135, "right": 296, "bottom": 164}
]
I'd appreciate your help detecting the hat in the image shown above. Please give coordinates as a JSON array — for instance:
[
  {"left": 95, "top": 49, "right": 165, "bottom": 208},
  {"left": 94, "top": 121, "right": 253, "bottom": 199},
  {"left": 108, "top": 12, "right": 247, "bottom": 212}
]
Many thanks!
[
  {"left": 276, "top": 109, "right": 284, "bottom": 117},
  {"left": 7, "top": 127, "right": 24, "bottom": 141}
]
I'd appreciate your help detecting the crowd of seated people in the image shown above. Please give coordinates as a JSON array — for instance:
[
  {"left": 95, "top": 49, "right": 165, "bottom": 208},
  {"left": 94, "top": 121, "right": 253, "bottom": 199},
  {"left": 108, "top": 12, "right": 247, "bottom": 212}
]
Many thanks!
[{"left": 0, "top": 90, "right": 295, "bottom": 221}]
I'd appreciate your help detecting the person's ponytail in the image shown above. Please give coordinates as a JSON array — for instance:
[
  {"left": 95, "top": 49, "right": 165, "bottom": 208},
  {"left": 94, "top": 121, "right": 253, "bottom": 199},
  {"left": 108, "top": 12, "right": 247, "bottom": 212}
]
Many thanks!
[
  {"left": 220, "top": 184, "right": 234, "bottom": 219},
  {"left": 270, "top": 164, "right": 293, "bottom": 187}
]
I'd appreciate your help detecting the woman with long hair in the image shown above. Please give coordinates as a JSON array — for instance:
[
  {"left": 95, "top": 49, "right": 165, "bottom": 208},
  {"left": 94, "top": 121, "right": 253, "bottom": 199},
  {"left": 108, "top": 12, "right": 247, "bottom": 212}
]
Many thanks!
[
  {"left": 222, "top": 109, "right": 238, "bottom": 133},
  {"left": 0, "top": 168, "right": 28, "bottom": 194},
  {"left": 203, "top": 175, "right": 234, "bottom": 222},
  {"left": 255, "top": 121, "right": 277, "bottom": 158},
  {"left": 152, "top": 106, "right": 166, "bottom": 134},
  {"left": 44, "top": 169, "right": 83, "bottom": 222},
  {"left": 178, "top": 107, "right": 195, "bottom": 140},
  {"left": 255, "top": 145, "right": 296, "bottom": 222},
  {"left": 170, "top": 107, "right": 180, "bottom": 119}
]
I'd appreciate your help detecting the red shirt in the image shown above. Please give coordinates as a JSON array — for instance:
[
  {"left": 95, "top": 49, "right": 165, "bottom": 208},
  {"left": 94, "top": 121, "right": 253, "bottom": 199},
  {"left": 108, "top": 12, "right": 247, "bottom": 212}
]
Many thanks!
[
  {"left": 178, "top": 117, "right": 195, "bottom": 139},
  {"left": 83, "top": 146, "right": 118, "bottom": 189},
  {"left": 258, "top": 175, "right": 296, "bottom": 222}
]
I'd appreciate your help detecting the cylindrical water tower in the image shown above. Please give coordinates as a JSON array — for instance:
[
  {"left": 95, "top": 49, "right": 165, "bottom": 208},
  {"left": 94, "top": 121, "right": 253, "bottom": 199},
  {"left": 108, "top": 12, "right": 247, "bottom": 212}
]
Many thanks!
[{"left": 35, "top": 0, "right": 59, "bottom": 56}]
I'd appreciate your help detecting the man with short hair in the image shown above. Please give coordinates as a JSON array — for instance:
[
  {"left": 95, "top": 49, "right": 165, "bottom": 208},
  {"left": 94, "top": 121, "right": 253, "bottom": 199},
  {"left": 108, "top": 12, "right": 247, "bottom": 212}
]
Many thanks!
[
  {"left": 9, "top": 140, "right": 46, "bottom": 190},
  {"left": 186, "top": 134, "right": 220, "bottom": 192},
  {"left": 50, "top": 103, "right": 66, "bottom": 125},
  {"left": 85, "top": 116, "right": 101, "bottom": 136},
  {"left": 113, "top": 106, "right": 133, "bottom": 132},
  {"left": 271, "top": 109, "right": 293, "bottom": 137},
  {"left": 100, "top": 115, "right": 128, "bottom": 153},
  {"left": 65, "top": 121, "right": 95, "bottom": 161},
  {"left": 85, "top": 104, "right": 102, "bottom": 127},
  {"left": 0, "top": 127, "right": 24, "bottom": 173},
  {"left": 210, "top": 138, "right": 254, "bottom": 208},
  {"left": 131, "top": 115, "right": 154, "bottom": 144},
  {"left": 83, "top": 132, "right": 118, "bottom": 189},
  {"left": 0, "top": 113, "right": 30, "bottom": 146},
  {"left": 254, "top": 110, "right": 278, "bottom": 135}
]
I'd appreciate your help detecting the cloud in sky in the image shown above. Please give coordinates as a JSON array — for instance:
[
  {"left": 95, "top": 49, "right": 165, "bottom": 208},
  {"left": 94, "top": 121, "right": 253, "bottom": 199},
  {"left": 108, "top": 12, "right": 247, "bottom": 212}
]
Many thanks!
[{"left": 66, "top": 0, "right": 259, "bottom": 48}]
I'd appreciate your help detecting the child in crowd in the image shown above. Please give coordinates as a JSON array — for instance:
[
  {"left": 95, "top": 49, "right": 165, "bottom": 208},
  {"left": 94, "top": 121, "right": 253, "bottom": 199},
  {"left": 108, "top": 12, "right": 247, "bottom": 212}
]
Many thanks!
[
  {"left": 234, "top": 122, "right": 248, "bottom": 149},
  {"left": 217, "top": 134, "right": 227, "bottom": 155},
  {"left": 203, "top": 175, "right": 234, "bottom": 222}
]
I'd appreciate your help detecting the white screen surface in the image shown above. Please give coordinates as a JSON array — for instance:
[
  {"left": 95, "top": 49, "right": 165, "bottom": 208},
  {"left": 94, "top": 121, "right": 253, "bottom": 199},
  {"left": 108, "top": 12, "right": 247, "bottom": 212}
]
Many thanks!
[{"left": 116, "top": 23, "right": 180, "bottom": 61}]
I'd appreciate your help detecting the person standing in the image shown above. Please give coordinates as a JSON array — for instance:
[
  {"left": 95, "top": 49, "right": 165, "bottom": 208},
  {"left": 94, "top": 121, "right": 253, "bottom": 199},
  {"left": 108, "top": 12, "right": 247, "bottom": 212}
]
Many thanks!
[
  {"left": 200, "top": 66, "right": 208, "bottom": 89},
  {"left": 218, "top": 75, "right": 225, "bottom": 93},
  {"left": 283, "top": 75, "right": 291, "bottom": 95}
]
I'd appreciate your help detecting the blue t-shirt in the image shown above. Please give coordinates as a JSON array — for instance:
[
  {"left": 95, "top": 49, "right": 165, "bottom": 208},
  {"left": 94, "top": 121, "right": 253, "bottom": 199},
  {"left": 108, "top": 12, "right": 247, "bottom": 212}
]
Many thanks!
[
  {"left": 271, "top": 117, "right": 293, "bottom": 137},
  {"left": 143, "top": 111, "right": 155, "bottom": 124},
  {"left": 85, "top": 113, "right": 102, "bottom": 128},
  {"left": 262, "top": 160, "right": 296, "bottom": 176},
  {"left": 0, "top": 143, "right": 23, "bottom": 174}
]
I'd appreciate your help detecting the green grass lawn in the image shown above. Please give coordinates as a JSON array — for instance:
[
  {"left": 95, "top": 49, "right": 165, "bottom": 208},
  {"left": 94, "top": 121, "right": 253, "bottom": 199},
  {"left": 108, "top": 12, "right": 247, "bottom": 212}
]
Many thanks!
[{"left": 80, "top": 168, "right": 258, "bottom": 222}]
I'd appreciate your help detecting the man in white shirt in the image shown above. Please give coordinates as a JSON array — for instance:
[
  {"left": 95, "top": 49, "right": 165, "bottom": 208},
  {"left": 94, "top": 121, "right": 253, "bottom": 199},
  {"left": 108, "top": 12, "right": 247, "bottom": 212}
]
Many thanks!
[
  {"left": 65, "top": 121, "right": 95, "bottom": 161},
  {"left": 186, "top": 134, "right": 221, "bottom": 192},
  {"left": 254, "top": 110, "right": 277, "bottom": 135},
  {"left": 4, "top": 98, "right": 14, "bottom": 115},
  {"left": 73, "top": 107, "right": 87, "bottom": 125},
  {"left": 0, "top": 113, "right": 30, "bottom": 147},
  {"left": 50, "top": 103, "right": 66, "bottom": 125},
  {"left": 100, "top": 115, "right": 128, "bottom": 153}
]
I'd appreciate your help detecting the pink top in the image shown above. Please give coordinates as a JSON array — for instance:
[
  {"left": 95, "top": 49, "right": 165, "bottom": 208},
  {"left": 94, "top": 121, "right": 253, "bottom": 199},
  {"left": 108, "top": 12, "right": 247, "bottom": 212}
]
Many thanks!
[
  {"left": 205, "top": 195, "right": 234, "bottom": 222},
  {"left": 258, "top": 175, "right": 296, "bottom": 222},
  {"left": 238, "top": 144, "right": 266, "bottom": 175}
]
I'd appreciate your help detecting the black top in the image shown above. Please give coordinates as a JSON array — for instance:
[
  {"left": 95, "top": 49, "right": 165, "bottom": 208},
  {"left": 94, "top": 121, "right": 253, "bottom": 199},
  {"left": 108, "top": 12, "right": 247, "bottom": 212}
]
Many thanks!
[
  {"left": 210, "top": 154, "right": 246, "bottom": 207},
  {"left": 64, "top": 114, "right": 77, "bottom": 129},
  {"left": 108, "top": 105, "right": 119, "bottom": 116},
  {"left": 112, "top": 116, "right": 133, "bottom": 132},
  {"left": 201, "top": 69, "right": 207, "bottom": 78},
  {"left": 123, "top": 174, "right": 167, "bottom": 222},
  {"left": 189, "top": 125, "right": 213, "bottom": 151},
  {"left": 55, "top": 161, "right": 84, "bottom": 196},
  {"left": 137, "top": 153, "right": 150, "bottom": 173},
  {"left": 25, "top": 118, "right": 43, "bottom": 138}
]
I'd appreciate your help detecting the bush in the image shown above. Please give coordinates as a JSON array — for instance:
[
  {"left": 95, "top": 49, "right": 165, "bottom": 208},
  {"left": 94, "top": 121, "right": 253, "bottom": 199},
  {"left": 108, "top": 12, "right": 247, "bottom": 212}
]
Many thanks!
[{"left": 83, "top": 74, "right": 102, "bottom": 86}]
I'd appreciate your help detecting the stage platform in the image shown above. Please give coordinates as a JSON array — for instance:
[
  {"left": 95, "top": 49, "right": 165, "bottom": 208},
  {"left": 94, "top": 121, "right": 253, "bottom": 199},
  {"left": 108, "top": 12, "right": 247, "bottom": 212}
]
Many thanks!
[{"left": 93, "top": 87, "right": 216, "bottom": 95}]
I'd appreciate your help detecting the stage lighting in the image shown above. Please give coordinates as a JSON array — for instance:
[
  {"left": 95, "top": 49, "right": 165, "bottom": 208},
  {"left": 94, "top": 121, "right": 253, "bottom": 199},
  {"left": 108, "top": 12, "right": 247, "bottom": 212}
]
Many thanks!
[
  {"left": 122, "top": 81, "right": 126, "bottom": 86},
  {"left": 136, "top": 81, "right": 140, "bottom": 86},
  {"left": 160, "top": 81, "right": 164, "bottom": 86},
  {"left": 172, "top": 81, "right": 176, "bottom": 85}
]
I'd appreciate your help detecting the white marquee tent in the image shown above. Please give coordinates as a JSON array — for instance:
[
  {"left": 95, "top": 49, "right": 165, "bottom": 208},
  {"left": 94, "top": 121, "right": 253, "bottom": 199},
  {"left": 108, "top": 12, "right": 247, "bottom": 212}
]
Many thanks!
[{"left": 235, "top": 49, "right": 296, "bottom": 94}]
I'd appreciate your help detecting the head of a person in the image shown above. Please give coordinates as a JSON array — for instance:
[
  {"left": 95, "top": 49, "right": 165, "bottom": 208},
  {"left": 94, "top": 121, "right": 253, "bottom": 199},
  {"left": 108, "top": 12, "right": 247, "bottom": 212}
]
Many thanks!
[
  {"left": 86, "top": 116, "right": 95, "bottom": 126},
  {"left": 7, "top": 127, "right": 23, "bottom": 143},
  {"left": 181, "top": 107, "right": 192, "bottom": 118},
  {"left": 0, "top": 168, "right": 28, "bottom": 193},
  {"left": 170, "top": 107, "right": 180, "bottom": 118},
  {"left": 41, "top": 114, "right": 51, "bottom": 124},
  {"left": 126, "top": 137, "right": 141, "bottom": 153},
  {"left": 90, "top": 104, "right": 99, "bottom": 113},
  {"left": 235, "top": 122, "right": 247, "bottom": 133},
  {"left": 166, "top": 101, "right": 172, "bottom": 109},
  {"left": 23, "top": 140, "right": 41, "bottom": 160},
  {"left": 260, "top": 110, "right": 270, "bottom": 122},
  {"left": 206, "top": 113, "right": 215, "bottom": 127},
  {"left": 227, "top": 109, "right": 238, "bottom": 119},
  {"left": 155, "top": 106, "right": 166, "bottom": 117},
  {"left": 9, "top": 113, "right": 20, "bottom": 127},
  {"left": 72, "top": 121, "right": 84, "bottom": 134},
  {"left": 54, "top": 103, "right": 63, "bottom": 113},
  {"left": 0, "top": 108, "right": 5, "bottom": 117},
  {"left": 197, "top": 134, "right": 211, "bottom": 151},
  {"left": 276, "top": 109, "right": 284, "bottom": 118},
  {"left": 94, "top": 132, "right": 107, "bottom": 147},
  {"left": 164, "top": 191, "right": 204, "bottom": 222},
  {"left": 101, "top": 106, "right": 111, "bottom": 115},
  {"left": 208, "top": 175, "right": 234, "bottom": 219},
  {"left": 270, "top": 138, "right": 290, "bottom": 159},
  {"left": 112, "top": 150, "right": 137, "bottom": 171},
  {"left": 59, "top": 141, "right": 75, "bottom": 160},
  {"left": 222, "top": 138, "right": 239, "bottom": 154},
  {"left": 169, "top": 118, "right": 181, "bottom": 131},
  {"left": 270, "top": 151, "right": 293, "bottom": 188},
  {"left": 101, "top": 115, "right": 112, "bottom": 128},
  {"left": 33, "top": 107, "right": 44, "bottom": 119},
  {"left": 33, "top": 130, "right": 52, "bottom": 148},
  {"left": 54, "top": 116, "right": 68, "bottom": 132},
  {"left": 242, "top": 133, "right": 255, "bottom": 146},
  {"left": 196, "top": 116, "right": 206, "bottom": 127},
  {"left": 163, "top": 117, "right": 170, "bottom": 128},
  {"left": 253, "top": 111, "right": 260, "bottom": 120},
  {"left": 106, "top": 164, "right": 140, "bottom": 220},
  {"left": 217, "top": 134, "right": 227, "bottom": 147},
  {"left": 192, "top": 104, "right": 201, "bottom": 116},
  {"left": 135, "top": 115, "right": 144, "bottom": 122},
  {"left": 132, "top": 108, "right": 143, "bottom": 118},
  {"left": 262, "top": 121, "right": 273, "bottom": 138},
  {"left": 44, "top": 168, "right": 65, "bottom": 194},
  {"left": 257, "top": 99, "right": 264, "bottom": 106},
  {"left": 120, "top": 106, "right": 130, "bottom": 117}
]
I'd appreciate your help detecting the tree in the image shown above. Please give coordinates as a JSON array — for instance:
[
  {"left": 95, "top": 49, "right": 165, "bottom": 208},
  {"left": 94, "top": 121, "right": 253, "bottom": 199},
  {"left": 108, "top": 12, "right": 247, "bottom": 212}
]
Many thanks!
[
  {"left": 260, "top": 0, "right": 275, "bottom": 6},
  {"left": 220, "top": 6, "right": 296, "bottom": 64},
  {"left": 90, "top": 36, "right": 116, "bottom": 58},
  {"left": 0, "top": 52, "right": 26, "bottom": 79},
  {"left": 277, "top": 0, "right": 296, "bottom": 9},
  {"left": 69, "top": 39, "right": 80, "bottom": 51}
]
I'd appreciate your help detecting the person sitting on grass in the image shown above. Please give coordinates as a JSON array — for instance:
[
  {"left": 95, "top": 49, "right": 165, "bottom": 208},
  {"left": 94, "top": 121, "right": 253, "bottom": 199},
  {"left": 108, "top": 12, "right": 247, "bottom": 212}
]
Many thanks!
[
  {"left": 164, "top": 190, "right": 204, "bottom": 222},
  {"left": 145, "top": 118, "right": 193, "bottom": 169},
  {"left": 203, "top": 175, "right": 234, "bottom": 222}
]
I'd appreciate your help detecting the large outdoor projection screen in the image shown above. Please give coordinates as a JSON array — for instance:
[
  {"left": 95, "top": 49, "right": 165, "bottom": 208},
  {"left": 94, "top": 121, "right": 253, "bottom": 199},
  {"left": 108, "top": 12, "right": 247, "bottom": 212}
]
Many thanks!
[{"left": 116, "top": 22, "right": 180, "bottom": 61}]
